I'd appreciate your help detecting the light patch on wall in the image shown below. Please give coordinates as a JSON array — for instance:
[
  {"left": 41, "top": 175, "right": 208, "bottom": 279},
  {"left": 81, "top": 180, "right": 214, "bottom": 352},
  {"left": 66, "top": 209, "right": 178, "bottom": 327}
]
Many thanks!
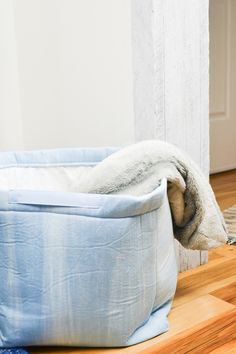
[{"left": 13, "top": 0, "right": 135, "bottom": 149}]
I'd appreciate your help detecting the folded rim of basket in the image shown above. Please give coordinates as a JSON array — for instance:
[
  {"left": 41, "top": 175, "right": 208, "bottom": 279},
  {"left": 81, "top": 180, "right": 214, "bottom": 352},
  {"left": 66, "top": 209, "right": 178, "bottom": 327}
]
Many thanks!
[{"left": 1, "top": 179, "right": 167, "bottom": 219}]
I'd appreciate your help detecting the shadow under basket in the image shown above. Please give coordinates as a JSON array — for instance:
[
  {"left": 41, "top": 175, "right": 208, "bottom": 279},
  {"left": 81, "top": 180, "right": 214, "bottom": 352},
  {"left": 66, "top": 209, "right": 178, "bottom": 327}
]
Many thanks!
[{"left": 0, "top": 147, "right": 178, "bottom": 348}]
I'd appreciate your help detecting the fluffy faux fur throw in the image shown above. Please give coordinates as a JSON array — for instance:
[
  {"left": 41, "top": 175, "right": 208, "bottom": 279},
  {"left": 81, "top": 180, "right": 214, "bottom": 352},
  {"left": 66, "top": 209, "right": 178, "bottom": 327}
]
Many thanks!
[{"left": 77, "top": 140, "right": 227, "bottom": 250}]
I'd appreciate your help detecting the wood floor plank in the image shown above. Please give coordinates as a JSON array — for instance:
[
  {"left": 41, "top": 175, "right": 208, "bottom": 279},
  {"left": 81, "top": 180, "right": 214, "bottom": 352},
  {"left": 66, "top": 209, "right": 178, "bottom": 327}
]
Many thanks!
[
  {"left": 177, "top": 257, "right": 236, "bottom": 291},
  {"left": 209, "top": 244, "right": 236, "bottom": 261},
  {"left": 208, "top": 251, "right": 223, "bottom": 261},
  {"left": 208, "top": 339, "right": 236, "bottom": 353},
  {"left": 143, "top": 308, "right": 236, "bottom": 354},
  {"left": 174, "top": 275, "right": 236, "bottom": 308},
  {"left": 178, "top": 245, "right": 236, "bottom": 282},
  {"left": 210, "top": 169, "right": 236, "bottom": 210},
  {"left": 174, "top": 257, "right": 236, "bottom": 308},
  {"left": 164, "top": 295, "right": 235, "bottom": 339},
  {"left": 211, "top": 282, "right": 236, "bottom": 306},
  {"left": 29, "top": 295, "right": 235, "bottom": 354}
]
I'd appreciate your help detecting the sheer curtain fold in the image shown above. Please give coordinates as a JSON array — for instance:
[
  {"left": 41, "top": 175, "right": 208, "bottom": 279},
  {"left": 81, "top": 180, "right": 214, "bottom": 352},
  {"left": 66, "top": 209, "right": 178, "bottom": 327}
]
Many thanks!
[{"left": 0, "top": 0, "right": 24, "bottom": 151}]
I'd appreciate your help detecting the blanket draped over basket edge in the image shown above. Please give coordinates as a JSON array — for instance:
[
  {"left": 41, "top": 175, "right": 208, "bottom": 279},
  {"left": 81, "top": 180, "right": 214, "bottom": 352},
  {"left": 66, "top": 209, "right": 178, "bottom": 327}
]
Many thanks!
[{"left": 76, "top": 140, "right": 227, "bottom": 250}]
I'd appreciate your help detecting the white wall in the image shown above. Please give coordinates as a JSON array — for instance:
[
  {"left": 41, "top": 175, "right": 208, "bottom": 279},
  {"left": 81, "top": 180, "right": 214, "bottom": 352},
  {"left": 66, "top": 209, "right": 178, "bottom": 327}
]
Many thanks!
[
  {"left": 11, "top": 0, "right": 134, "bottom": 150},
  {"left": 0, "top": 0, "right": 24, "bottom": 151}
]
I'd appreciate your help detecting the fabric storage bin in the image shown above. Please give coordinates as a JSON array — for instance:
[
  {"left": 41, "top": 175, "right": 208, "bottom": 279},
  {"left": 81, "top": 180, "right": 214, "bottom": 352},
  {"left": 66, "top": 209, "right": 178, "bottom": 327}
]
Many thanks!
[{"left": 0, "top": 148, "right": 178, "bottom": 348}]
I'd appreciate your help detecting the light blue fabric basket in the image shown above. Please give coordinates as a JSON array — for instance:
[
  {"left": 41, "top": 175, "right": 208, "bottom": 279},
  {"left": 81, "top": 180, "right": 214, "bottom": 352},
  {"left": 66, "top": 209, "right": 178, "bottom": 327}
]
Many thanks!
[{"left": 0, "top": 148, "right": 178, "bottom": 348}]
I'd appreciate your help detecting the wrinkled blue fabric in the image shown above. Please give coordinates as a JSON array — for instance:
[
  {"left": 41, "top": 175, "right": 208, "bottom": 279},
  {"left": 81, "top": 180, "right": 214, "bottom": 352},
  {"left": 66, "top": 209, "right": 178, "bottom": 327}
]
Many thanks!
[{"left": 0, "top": 148, "right": 178, "bottom": 347}]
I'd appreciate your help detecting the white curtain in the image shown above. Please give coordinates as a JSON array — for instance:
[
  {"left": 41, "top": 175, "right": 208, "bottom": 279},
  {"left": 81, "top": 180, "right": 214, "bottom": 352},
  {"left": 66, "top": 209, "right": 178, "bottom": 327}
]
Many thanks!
[{"left": 0, "top": 0, "right": 24, "bottom": 151}]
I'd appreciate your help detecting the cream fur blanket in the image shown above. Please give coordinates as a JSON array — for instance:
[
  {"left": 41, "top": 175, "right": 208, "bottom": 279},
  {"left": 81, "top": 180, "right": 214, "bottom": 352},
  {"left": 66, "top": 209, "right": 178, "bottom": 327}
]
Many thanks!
[{"left": 77, "top": 140, "right": 227, "bottom": 250}]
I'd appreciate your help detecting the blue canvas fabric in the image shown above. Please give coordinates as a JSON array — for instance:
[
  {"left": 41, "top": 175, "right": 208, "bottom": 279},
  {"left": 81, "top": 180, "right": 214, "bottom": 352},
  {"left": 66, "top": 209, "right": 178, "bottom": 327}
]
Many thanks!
[
  {"left": 0, "top": 350, "right": 28, "bottom": 354},
  {"left": 0, "top": 148, "right": 178, "bottom": 348}
]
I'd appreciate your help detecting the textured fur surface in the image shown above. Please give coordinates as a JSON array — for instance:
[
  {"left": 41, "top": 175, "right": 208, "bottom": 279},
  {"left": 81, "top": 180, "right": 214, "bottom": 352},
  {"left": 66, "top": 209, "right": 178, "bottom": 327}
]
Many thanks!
[{"left": 77, "top": 140, "right": 227, "bottom": 250}]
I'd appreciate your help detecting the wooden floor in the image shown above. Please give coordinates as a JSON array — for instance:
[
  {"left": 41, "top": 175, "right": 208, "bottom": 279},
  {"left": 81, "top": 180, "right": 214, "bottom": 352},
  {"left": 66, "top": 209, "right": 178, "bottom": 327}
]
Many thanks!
[
  {"left": 210, "top": 169, "right": 236, "bottom": 210},
  {"left": 29, "top": 170, "right": 236, "bottom": 354}
]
